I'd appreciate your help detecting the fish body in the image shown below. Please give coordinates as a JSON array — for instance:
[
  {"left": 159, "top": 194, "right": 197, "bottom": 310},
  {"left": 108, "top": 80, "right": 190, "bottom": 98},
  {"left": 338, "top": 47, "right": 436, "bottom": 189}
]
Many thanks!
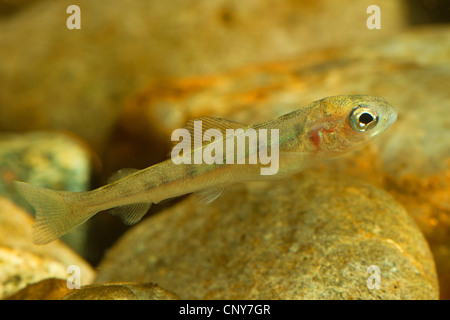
[{"left": 15, "top": 95, "right": 397, "bottom": 244}]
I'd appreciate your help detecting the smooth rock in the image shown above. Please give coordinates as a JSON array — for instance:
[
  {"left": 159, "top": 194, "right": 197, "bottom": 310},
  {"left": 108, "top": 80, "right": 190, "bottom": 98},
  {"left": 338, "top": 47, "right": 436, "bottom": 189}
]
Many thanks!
[
  {"left": 62, "top": 282, "right": 180, "bottom": 300},
  {"left": 0, "top": 196, "right": 95, "bottom": 299},
  {"left": 5, "top": 278, "right": 71, "bottom": 300},
  {"left": 95, "top": 172, "right": 439, "bottom": 299}
]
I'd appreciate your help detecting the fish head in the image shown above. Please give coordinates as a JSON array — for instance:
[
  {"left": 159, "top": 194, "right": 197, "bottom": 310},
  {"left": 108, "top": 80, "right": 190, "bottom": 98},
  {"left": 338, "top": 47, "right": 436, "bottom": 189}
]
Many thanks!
[{"left": 307, "top": 95, "right": 397, "bottom": 155}]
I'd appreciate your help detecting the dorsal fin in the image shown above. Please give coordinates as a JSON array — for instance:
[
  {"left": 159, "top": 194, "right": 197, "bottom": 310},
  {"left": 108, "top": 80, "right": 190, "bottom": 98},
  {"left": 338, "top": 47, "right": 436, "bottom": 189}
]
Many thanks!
[
  {"left": 185, "top": 116, "right": 245, "bottom": 137},
  {"left": 171, "top": 116, "right": 247, "bottom": 152},
  {"left": 187, "top": 116, "right": 246, "bottom": 148}
]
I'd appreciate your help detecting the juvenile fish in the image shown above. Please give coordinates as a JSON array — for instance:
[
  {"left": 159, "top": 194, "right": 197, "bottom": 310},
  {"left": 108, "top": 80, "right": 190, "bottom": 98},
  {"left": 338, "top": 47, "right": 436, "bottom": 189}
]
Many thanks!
[{"left": 15, "top": 95, "right": 397, "bottom": 244}]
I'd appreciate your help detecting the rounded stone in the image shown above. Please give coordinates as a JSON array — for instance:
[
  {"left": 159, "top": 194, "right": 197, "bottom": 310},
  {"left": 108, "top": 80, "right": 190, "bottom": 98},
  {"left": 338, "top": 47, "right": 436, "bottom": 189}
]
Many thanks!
[
  {"left": 0, "top": 196, "right": 95, "bottom": 299},
  {"left": 62, "top": 282, "right": 180, "bottom": 300},
  {"left": 96, "top": 172, "right": 439, "bottom": 299},
  {"left": 5, "top": 278, "right": 72, "bottom": 300}
]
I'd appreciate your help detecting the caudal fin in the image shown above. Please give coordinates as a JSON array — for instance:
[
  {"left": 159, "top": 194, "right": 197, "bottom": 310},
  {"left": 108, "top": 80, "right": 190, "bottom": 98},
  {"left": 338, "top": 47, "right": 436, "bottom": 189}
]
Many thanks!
[{"left": 14, "top": 181, "right": 93, "bottom": 245}]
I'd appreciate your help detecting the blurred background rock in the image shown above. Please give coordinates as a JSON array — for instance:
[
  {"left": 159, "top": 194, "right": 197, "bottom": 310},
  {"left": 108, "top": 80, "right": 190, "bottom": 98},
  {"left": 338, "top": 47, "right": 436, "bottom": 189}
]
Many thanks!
[
  {"left": 0, "top": 0, "right": 408, "bottom": 154},
  {"left": 0, "top": 0, "right": 448, "bottom": 299}
]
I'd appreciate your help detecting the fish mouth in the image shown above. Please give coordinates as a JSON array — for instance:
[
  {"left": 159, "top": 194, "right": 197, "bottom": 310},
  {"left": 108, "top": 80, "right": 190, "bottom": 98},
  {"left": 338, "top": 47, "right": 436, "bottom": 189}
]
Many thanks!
[
  {"left": 386, "top": 108, "right": 398, "bottom": 128},
  {"left": 366, "top": 107, "right": 397, "bottom": 139}
]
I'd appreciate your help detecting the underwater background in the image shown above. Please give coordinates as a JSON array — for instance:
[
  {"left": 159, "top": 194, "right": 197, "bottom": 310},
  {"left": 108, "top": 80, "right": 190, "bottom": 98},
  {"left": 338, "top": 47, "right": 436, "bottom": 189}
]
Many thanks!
[{"left": 0, "top": 0, "right": 449, "bottom": 300}]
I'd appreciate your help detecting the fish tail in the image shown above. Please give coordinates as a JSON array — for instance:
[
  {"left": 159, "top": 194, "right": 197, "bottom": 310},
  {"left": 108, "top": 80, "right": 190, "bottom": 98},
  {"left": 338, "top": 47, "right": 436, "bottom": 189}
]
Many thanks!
[{"left": 14, "top": 181, "right": 95, "bottom": 245}]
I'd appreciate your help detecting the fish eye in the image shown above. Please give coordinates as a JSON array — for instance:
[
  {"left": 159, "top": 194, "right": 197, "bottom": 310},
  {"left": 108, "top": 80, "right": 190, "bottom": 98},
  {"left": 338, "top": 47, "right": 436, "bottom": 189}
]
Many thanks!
[{"left": 349, "top": 106, "right": 379, "bottom": 132}]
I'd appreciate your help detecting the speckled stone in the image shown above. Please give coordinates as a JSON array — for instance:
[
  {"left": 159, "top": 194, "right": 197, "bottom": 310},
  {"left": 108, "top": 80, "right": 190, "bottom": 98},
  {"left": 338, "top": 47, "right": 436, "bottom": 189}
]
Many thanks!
[
  {"left": 0, "top": 196, "right": 95, "bottom": 299},
  {"left": 0, "top": 131, "right": 91, "bottom": 209},
  {"left": 62, "top": 282, "right": 180, "bottom": 300},
  {"left": 0, "top": 131, "right": 93, "bottom": 255},
  {"left": 95, "top": 172, "right": 439, "bottom": 299}
]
